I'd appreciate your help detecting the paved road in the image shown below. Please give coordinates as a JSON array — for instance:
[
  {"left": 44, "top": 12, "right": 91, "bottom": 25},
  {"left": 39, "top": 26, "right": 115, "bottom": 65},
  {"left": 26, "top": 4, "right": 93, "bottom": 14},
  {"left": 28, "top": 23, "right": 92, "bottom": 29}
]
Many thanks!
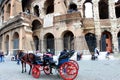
[{"left": 0, "top": 56, "right": 120, "bottom": 80}]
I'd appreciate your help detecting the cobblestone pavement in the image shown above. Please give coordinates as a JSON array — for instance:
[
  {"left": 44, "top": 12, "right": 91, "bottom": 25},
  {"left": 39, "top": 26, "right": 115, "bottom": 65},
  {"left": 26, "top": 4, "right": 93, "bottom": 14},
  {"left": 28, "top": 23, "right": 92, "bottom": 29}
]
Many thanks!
[{"left": 0, "top": 56, "right": 120, "bottom": 80}]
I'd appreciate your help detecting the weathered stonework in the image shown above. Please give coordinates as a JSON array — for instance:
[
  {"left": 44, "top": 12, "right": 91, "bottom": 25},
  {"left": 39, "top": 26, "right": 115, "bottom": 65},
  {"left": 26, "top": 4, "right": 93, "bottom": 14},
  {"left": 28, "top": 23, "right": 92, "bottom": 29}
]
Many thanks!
[{"left": 0, "top": 0, "right": 120, "bottom": 55}]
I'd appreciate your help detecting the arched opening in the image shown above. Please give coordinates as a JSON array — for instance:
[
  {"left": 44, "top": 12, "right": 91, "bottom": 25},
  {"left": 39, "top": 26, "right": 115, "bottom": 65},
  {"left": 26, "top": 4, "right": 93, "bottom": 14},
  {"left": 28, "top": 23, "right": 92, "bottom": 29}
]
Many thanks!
[
  {"left": 1, "top": 8, "right": 4, "bottom": 22},
  {"left": 22, "top": 0, "right": 29, "bottom": 12},
  {"left": 32, "top": 20, "right": 42, "bottom": 31},
  {"left": 63, "top": 31, "right": 74, "bottom": 50},
  {"left": 68, "top": 2, "right": 77, "bottom": 13},
  {"left": 5, "top": 35, "right": 9, "bottom": 55},
  {"left": 64, "top": 0, "right": 67, "bottom": 8},
  {"left": 115, "top": 0, "right": 120, "bottom": 18},
  {"left": 33, "top": 36, "right": 39, "bottom": 51},
  {"left": 44, "top": 33, "right": 54, "bottom": 54},
  {"left": 99, "top": 0, "right": 109, "bottom": 19},
  {"left": 85, "top": 33, "right": 96, "bottom": 52},
  {"left": 22, "top": 0, "right": 33, "bottom": 13},
  {"left": 13, "top": 32, "right": 19, "bottom": 56},
  {"left": 83, "top": 0, "right": 93, "bottom": 18},
  {"left": 34, "top": 5, "right": 40, "bottom": 17},
  {"left": 44, "top": 0, "right": 54, "bottom": 14},
  {"left": 101, "top": 31, "right": 112, "bottom": 52},
  {"left": 32, "top": 20, "right": 42, "bottom": 51},
  {"left": 6, "top": 4, "right": 11, "bottom": 19},
  {"left": 117, "top": 32, "right": 120, "bottom": 52}
]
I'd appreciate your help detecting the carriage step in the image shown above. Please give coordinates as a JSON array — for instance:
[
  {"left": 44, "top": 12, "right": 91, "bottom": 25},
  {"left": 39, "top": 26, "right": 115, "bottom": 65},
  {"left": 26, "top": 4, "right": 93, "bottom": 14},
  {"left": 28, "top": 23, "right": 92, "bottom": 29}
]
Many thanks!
[
  {"left": 34, "top": 61, "right": 43, "bottom": 65},
  {"left": 50, "top": 61, "right": 57, "bottom": 64}
]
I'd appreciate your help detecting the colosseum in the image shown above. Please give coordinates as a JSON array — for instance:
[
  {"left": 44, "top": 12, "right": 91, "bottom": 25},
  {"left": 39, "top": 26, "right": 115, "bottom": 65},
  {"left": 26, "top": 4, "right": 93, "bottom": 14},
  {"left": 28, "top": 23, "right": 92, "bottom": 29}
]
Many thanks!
[{"left": 0, "top": 0, "right": 120, "bottom": 55}]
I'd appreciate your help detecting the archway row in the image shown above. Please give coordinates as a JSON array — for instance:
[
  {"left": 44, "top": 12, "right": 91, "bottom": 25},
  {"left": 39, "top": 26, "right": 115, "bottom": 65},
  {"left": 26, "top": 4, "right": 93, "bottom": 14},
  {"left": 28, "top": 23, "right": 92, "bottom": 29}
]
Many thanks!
[{"left": 4, "top": 32, "right": 19, "bottom": 55}]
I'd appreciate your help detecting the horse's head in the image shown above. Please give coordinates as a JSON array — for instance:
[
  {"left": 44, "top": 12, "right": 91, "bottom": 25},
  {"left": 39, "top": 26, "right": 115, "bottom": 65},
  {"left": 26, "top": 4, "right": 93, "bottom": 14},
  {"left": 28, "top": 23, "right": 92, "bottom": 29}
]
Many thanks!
[{"left": 28, "top": 53, "right": 35, "bottom": 62}]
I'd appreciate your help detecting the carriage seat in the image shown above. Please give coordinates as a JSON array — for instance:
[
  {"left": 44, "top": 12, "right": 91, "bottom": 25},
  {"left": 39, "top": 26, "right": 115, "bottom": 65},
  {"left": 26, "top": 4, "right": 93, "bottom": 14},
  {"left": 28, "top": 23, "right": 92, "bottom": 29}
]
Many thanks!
[
  {"left": 43, "top": 54, "right": 57, "bottom": 64},
  {"left": 34, "top": 55, "right": 43, "bottom": 64}
]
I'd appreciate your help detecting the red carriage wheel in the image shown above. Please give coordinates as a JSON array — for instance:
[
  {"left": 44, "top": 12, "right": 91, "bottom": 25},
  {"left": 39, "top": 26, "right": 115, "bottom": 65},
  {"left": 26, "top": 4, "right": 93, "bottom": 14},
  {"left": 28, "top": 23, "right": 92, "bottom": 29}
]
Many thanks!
[
  {"left": 32, "top": 65, "right": 40, "bottom": 78},
  {"left": 66, "top": 62, "right": 78, "bottom": 75},
  {"left": 59, "top": 62, "right": 78, "bottom": 80},
  {"left": 69, "top": 60, "right": 79, "bottom": 70},
  {"left": 43, "top": 66, "right": 51, "bottom": 75}
]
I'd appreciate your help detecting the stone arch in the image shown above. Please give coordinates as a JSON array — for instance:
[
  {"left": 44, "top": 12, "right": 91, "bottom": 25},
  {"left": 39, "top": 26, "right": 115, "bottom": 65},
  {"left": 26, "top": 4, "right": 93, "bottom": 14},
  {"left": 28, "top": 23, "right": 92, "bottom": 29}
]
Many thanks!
[
  {"left": 31, "top": 20, "right": 42, "bottom": 51},
  {"left": 13, "top": 32, "right": 19, "bottom": 56},
  {"left": 6, "top": 4, "right": 11, "bottom": 19},
  {"left": 85, "top": 33, "right": 96, "bottom": 52},
  {"left": 98, "top": 0, "right": 109, "bottom": 19},
  {"left": 101, "top": 31, "right": 112, "bottom": 52},
  {"left": 44, "top": 0, "right": 54, "bottom": 14},
  {"left": 22, "top": 0, "right": 33, "bottom": 12},
  {"left": 68, "top": 2, "right": 78, "bottom": 13},
  {"left": 117, "top": 31, "right": 120, "bottom": 51},
  {"left": 62, "top": 30, "right": 74, "bottom": 50},
  {"left": 44, "top": 33, "right": 55, "bottom": 54},
  {"left": 32, "top": 19, "right": 42, "bottom": 31},
  {"left": 34, "top": 5, "right": 40, "bottom": 17},
  {"left": 83, "top": 0, "right": 93, "bottom": 18}
]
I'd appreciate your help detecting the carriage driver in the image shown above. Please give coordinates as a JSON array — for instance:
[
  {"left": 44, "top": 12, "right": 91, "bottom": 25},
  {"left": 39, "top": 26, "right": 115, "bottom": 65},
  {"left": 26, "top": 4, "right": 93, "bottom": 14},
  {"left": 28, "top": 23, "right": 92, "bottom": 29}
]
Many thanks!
[
  {"left": 43, "top": 49, "right": 54, "bottom": 74},
  {"left": 58, "top": 48, "right": 68, "bottom": 67}
]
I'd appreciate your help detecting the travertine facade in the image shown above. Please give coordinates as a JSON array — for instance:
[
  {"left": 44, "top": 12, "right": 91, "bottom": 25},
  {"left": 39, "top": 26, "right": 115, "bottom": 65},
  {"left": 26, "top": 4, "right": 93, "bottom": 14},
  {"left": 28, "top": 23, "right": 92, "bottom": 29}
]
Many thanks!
[{"left": 0, "top": 0, "right": 120, "bottom": 55}]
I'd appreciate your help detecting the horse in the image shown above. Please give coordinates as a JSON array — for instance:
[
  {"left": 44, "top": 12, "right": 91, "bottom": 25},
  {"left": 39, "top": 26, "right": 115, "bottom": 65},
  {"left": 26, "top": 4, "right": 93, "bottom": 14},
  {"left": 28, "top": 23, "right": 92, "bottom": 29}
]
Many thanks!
[{"left": 19, "top": 52, "right": 36, "bottom": 75}]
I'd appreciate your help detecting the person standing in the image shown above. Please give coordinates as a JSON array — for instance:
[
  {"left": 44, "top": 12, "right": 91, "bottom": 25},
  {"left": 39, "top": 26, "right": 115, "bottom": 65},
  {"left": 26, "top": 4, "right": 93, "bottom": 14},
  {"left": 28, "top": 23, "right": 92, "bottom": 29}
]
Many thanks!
[
  {"left": 94, "top": 47, "right": 99, "bottom": 60},
  {"left": 77, "top": 51, "right": 83, "bottom": 61},
  {"left": 94, "top": 48, "right": 99, "bottom": 55},
  {"left": 1, "top": 52, "right": 5, "bottom": 62},
  {"left": 0, "top": 51, "right": 4, "bottom": 62},
  {"left": 106, "top": 51, "right": 110, "bottom": 60},
  {"left": 0, "top": 51, "right": 2, "bottom": 62}
]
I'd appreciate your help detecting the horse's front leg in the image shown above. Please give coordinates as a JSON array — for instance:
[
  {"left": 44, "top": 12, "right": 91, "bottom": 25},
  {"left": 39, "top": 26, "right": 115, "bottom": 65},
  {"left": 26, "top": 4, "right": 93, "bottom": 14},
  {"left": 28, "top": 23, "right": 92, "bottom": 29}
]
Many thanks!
[
  {"left": 24, "top": 63, "right": 27, "bottom": 72},
  {"left": 29, "top": 65, "right": 32, "bottom": 75},
  {"left": 21, "top": 61, "right": 24, "bottom": 73}
]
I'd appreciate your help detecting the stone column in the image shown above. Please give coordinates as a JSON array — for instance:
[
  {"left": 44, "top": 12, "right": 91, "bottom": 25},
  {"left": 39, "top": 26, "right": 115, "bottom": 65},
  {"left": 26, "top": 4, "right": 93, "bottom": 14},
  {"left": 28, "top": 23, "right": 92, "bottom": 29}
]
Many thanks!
[
  {"left": 10, "top": 0, "right": 15, "bottom": 18},
  {"left": 74, "top": 37, "right": 81, "bottom": 51},
  {"left": 40, "top": 39, "right": 46, "bottom": 53},
  {"left": 109, "top": 0, "right": 116, "bottom": 19},
  {"left": 93, "top": 0, "right": 101, "bottom": 49},
  {"left": 111, "top": 28, "right": 119, "bottom": 54},
  {"left": 38, "top": 4, "right": 44, "bottom": 18},
  {"left": 40, "top": 29, "right": 45, "bottom": 53},
  {"left": 19, "top": 28, "right": 23, "bottom": 50},
  {"left": 2, "top": 34, "right": 5, "bottom": 53},
  {"left": 8, "top": 32, "right": 11, "bottom": 55},
  {"left": 4, "top": 5, "right": 7, "bottom": 22},
  {"left": 54, "top": 38, "right": 63, "bottom": 55},
  {"left": 109, "top": 1, "right": 118, "bottom": 54},
  {"left": 54, "top": 0, "right": 67, "bottom": 14},
  {"left": 40, "top": 4, "right": 46, "bottom": 18}
]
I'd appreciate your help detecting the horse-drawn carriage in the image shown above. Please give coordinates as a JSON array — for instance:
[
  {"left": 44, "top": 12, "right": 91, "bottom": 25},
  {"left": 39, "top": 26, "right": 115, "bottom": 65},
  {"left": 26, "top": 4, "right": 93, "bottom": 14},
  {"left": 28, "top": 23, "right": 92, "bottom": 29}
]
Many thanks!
[{"left": 20, "top": 50, "right": 79, "bottom": 80}]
